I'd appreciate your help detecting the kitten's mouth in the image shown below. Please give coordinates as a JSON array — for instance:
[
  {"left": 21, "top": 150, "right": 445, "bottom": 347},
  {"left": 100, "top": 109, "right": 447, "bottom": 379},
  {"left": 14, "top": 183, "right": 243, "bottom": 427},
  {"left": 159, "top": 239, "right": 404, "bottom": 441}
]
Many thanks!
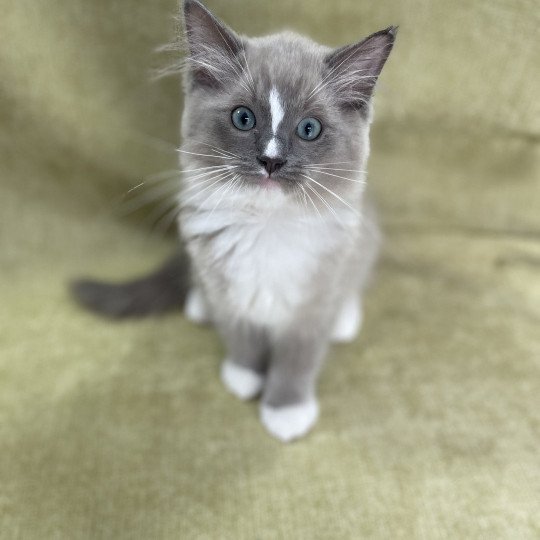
[
  {"left": 241, "top": 170, "right": 294, "bottom": 194},
  {"left": 260, "top": 176, "right": 281, "bottom": 190},
  {"left": 246, "top": 169, "right": 283, "bottom": 190}
]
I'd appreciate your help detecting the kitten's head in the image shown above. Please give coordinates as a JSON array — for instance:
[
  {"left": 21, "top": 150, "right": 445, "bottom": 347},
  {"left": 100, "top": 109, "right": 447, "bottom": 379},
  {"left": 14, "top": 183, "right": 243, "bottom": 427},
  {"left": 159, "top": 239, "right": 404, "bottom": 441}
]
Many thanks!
[{"left": 179, "top": 0, "right": 396, "bottom": 213}]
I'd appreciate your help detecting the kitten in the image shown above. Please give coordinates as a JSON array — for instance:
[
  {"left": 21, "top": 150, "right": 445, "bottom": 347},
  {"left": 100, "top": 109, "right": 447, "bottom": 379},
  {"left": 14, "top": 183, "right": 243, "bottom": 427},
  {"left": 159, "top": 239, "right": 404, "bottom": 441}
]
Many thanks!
[{"left": 73, "top": 0, "right": 396, "bottom": 442}]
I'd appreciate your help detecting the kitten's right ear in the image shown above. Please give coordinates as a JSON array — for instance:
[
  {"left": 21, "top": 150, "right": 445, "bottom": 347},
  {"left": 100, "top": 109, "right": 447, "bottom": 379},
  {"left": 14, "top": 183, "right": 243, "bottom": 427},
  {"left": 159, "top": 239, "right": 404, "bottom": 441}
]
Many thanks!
[{"left": 183, "top": 0, "right": 243, "bottom": 88}]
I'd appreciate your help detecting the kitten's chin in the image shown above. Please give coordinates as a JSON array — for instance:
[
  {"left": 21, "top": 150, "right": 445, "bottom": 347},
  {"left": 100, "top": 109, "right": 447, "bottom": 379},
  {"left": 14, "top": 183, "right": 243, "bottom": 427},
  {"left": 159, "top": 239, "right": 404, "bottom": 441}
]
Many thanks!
[
  {"left": 260, "top": 177, "right": 281, "bottom": 191},
  {"left": 244, "top": 174, "right": 284, "bottom": 193},
  {"left": 237, "top": 177, "right": 291, "bottom": 209}
]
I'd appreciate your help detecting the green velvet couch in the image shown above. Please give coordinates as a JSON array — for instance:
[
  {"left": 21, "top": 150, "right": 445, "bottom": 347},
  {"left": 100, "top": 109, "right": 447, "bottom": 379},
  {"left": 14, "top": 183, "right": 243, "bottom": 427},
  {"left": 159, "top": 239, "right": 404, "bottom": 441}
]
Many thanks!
[{"left": 1, "top": 0, "right": 539, "bottom": 537}]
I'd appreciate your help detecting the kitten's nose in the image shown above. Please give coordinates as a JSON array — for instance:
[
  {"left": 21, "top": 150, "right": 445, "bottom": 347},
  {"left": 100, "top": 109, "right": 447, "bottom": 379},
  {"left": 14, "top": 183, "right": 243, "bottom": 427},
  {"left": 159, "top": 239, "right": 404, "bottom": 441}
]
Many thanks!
[{"left": 257, "top": 155, "right": 287, "bottom": 176}]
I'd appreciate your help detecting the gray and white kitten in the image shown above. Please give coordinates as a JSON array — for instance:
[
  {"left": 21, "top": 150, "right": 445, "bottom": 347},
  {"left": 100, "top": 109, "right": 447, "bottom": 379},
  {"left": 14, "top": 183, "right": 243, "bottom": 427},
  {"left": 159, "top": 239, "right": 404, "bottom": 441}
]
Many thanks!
[{"left": 73, "top": 0, "right": 396, "bottom": 442}]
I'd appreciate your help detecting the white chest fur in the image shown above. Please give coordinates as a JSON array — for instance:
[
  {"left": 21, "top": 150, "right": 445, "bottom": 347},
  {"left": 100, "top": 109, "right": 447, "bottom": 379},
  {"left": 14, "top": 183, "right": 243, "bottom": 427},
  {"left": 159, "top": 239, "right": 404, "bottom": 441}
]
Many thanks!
[{"left": 181, "top": 189, "right": 350, "bottom": 328}]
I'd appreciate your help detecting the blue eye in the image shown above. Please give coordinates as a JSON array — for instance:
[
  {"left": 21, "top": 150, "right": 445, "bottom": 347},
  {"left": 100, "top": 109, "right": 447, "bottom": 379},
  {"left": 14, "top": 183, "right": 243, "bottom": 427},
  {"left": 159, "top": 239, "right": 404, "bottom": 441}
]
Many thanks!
[
  {"left": 297, "top": 117, "right": 322, "bottom": 141},
  {"left": 231, "top": 106, "right": 256, "bottom": 130}
]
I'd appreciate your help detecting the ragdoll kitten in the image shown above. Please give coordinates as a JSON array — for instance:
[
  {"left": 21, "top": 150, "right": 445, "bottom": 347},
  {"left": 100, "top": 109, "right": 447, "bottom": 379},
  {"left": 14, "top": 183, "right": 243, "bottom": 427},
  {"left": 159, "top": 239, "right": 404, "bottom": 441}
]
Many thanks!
[{"left": 73, "top": 0, "right": 396, "bottom": 442}]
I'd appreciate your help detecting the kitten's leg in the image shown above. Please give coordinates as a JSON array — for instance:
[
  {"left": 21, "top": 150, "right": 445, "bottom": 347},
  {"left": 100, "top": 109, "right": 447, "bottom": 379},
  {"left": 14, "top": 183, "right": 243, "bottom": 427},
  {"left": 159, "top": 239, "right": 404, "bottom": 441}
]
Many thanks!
[
  {"left": 184, "top": 287, "right": 211, "bottom": 324},
  {"left": 219, "top": 320, "right": 268, "bottom": 401},
  {"left": 331, "top": 295, "right": 363, "bottom": 343},
  {"left": 260, "top": 328, "right": 329, "bottom": 442}
]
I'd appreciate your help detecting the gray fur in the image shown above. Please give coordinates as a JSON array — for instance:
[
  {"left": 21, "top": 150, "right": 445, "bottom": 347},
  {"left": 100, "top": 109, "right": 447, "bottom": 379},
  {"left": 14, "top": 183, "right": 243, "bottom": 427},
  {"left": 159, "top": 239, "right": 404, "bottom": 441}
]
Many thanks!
[
  {"left": 179, "top": 0, "right": 395, "bottom": 441},
  {"left": 71, "top": 0, "right": 395, "bottom": 441},
  {"left": 71, "top": 253, "right": 189, "bottom": 318}
]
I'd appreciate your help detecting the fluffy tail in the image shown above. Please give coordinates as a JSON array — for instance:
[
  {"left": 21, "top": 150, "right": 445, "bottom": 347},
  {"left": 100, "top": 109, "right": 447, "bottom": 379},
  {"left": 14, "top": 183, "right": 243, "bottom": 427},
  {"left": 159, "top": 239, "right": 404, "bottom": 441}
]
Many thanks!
[{"left": 70, "top": 253, "right": 190, "bottom": 318}]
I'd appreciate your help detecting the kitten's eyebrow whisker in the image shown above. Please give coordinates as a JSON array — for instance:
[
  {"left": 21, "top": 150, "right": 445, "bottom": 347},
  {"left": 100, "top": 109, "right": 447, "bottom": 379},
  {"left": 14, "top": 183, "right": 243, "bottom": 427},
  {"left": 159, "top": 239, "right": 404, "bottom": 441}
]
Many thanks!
[
  {"left": 308, "top": 47, "right": 371, "bottom": 100},
  {"left": 192, "top": 53, "right": 251, "bottom": 94},
  {"left": 240, "top": 48, "right": 256, "bottom": 92},
  {"left": 211, "top": 24, "right": 254, "bottom": 91}
]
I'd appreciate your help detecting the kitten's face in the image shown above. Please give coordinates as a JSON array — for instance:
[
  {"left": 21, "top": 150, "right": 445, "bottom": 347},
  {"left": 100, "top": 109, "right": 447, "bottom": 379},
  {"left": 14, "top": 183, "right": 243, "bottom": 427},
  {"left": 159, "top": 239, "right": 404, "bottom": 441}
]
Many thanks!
[{"left": 180, "top": 0, "right": 395, "bottom": 212}]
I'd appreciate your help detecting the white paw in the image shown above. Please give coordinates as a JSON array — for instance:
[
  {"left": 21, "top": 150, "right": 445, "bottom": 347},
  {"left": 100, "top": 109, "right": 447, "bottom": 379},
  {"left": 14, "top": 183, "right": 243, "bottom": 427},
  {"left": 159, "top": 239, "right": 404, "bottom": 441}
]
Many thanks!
[
  {"left": 184, "top": 288, "right": 211, "bottom": 324},
  {"left": 260, "top": 400, "right": 319, "bottom": 442},
  {"left": 221, "top": 359, "right": 264, "bottom": 401},
  {"left": 331, "top": 297, "right": 362, "bottom": 343}
]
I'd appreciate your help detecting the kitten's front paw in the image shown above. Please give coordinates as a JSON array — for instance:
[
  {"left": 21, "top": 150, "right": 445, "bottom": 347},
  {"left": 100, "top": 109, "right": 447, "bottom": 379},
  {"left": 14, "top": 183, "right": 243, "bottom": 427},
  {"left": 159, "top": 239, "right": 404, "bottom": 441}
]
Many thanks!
[
  {"left": 260, "top": 400, "right": 319, "bottom": 442},
  {"left": 221, "top": 359, "right": 264, "bottom": 401},
  {"left": 184, "top": 288, "right": 211, "bottom": 325},
  {"left": 331, "top": 298, "right": 363, "bottom": 343}
]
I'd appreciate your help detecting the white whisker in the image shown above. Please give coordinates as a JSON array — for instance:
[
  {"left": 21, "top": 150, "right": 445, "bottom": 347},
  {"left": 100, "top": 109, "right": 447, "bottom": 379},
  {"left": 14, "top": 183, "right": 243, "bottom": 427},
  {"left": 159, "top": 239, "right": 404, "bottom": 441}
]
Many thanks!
[
  {"left": 145, "top": 197, "right": 179, "bottom": 231},
  {"left": 306, "top": 166, "right": 367, "bottom": 173},
  {"left": 304, "top": 181, "right": 340, "bottom": 222},
  {"left": 120, "top": 181, "right": 182, "bottom": 215},
  {"left": 152, "top": 201, "right": 182, "bottom": 236},
  {"left": 180, "top": 176, "right": 223, "bottom": 197},
  {"left": 183, "top": 166, "right": 237, "bottom": 185},
  {"left": 301, "top": 173, "right": 360, "bottom": 216},
  {"left": 241, "top": 49, "right": 256, "bottom": 93},
  {"left": 204, "top": 174, "right": 239, "bottom": 222},
  {"left": 181, "top": 170, "right": 237, "bottom": 208},
  {"left": 307, "top": 169, "right": 366, "bottom": 184},
  {"left": 125, "top": 182, "right": 145, "bottom": 195},
  {"left": 303, "top": 187, "right": 322, "bottom": 219},
  {"left": 189, "top": 139, "right": 242, "bottom": 159},
  {"left": 181, "top": 169, "right": 237, "bottom": 196},
  {"left": 181, "top": 164, "right": 236, "bottom": 175},
  {"left": 142, "top": 169, "right": 180, "bottom": 182},
  {"left": 307, "top": 160, "right": 359, "bottom": 166},
  {"left": 177, "top": 148, "right": 234, "bottom": 160},
  {"left": 296, "top": 183, "right": 313, "bottom": 222},
  {"left": 191, "top": 173, "right": 236, "bottom": 215}
]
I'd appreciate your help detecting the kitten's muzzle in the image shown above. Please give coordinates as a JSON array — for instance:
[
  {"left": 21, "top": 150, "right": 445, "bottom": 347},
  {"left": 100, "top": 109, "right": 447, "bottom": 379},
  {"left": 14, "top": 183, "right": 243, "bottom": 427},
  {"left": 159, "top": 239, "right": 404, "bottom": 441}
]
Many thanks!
[{"left": 257, "top": 155, "right": 287, "bottom": 176}]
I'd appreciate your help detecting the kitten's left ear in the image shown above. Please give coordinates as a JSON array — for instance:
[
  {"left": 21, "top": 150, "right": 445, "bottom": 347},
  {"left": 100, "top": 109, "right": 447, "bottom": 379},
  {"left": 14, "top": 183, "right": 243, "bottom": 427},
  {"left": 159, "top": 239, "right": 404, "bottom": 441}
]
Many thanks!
[
  {"left": 183, "top": 0, "right": 244, "bottom": 88},
  {"left": 325, "top": 26, "right": 398, "bottom": 109}
]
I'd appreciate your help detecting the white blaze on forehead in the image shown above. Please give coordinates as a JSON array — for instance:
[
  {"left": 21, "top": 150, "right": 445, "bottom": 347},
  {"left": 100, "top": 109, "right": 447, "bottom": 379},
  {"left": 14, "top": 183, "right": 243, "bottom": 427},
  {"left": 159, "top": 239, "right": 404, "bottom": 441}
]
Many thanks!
[
  {"left": 262, "top": 87, "right": 284, "bottom": 160},
  {"left": 269, "top": 87, "right": 284, "bottom": 134}
]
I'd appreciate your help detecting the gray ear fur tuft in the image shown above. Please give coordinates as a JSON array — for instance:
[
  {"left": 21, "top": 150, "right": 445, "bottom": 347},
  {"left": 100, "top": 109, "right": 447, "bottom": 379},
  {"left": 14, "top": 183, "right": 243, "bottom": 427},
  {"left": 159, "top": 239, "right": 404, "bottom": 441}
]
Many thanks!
[
  {"left": 325, "top": 26, "right": 397, "bottom": 109},
  {"left": 183, "top": 0, "right": 244, "bottom": 88}
]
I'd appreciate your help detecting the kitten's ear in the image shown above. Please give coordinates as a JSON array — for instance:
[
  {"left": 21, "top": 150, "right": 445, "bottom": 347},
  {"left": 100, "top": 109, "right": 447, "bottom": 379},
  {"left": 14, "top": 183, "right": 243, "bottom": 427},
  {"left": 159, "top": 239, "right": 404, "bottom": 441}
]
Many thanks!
[
  {"left": 325, "top": 26, "right": 397, "bottom": 109},
  {"left": 183, "top": 0, "right": 243, "bottom": 88}
]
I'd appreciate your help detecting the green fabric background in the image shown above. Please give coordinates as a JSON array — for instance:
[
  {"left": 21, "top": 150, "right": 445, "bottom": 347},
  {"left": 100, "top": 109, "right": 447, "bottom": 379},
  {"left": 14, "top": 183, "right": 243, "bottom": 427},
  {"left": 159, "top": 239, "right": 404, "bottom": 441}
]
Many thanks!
[{"left": 1, "top": 0, "right": 539, "bottom": 538}]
